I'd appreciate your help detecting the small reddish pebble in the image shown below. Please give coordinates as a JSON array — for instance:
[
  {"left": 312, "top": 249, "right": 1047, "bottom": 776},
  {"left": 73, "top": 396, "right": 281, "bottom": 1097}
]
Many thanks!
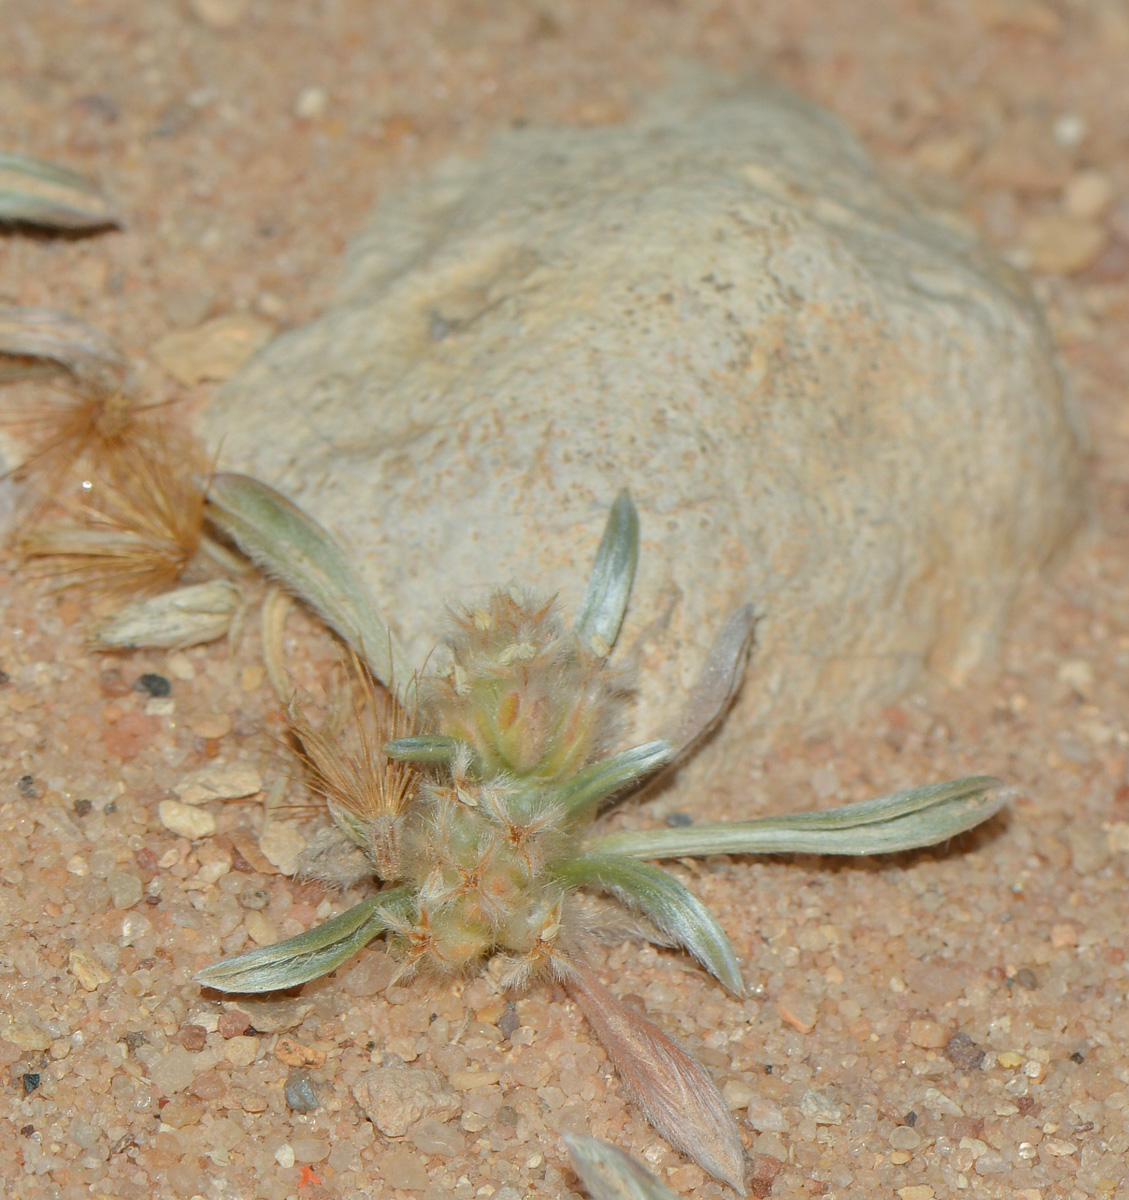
[
  {"left": 297, "top": 1166, "right": 322, "bottom": 1188},
  {"left": 179, "top": 1024, "right": 207, "bottom": 1051},
  {"left": 218, "top": 1009, "right": 252, "bottom": 1038}
]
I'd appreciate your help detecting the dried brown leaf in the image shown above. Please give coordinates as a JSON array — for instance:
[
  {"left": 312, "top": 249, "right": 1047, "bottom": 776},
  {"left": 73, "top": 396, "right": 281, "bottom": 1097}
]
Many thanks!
[{"left": 565, "top": 962, "right": 747, "bottom": 1193}]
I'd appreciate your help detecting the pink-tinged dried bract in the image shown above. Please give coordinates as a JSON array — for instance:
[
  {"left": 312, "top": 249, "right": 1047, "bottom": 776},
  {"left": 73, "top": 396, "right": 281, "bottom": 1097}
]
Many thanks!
[
  {"left": 565, "top": 962, "right": 747, "bottom": 1194},
  {"left": 198, "top": 479, "right": 1008, "bottom": 1192}
]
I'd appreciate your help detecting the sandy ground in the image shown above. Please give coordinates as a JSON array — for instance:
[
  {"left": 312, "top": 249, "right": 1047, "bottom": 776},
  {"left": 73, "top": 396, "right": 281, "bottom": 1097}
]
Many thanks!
[{"left": 2, "top": 2, "right": 1129, "bottom": 1199}]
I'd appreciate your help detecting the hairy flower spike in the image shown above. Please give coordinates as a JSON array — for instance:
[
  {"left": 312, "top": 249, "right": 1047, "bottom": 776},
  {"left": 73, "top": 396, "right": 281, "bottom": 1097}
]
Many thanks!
[
  {"left": 195, "top": 484, "right": 1008, "bottom": 1194},
  {"left": 425, "top": 588, "right": 628, "bottom": 783}
]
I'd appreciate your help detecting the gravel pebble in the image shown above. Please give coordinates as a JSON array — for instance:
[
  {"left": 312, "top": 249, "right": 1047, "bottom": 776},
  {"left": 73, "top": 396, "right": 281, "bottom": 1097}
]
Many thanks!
[
  {"left": 381, "top": 1148, "right": 430, "bottom": 1190},
  {"left": 351, "top": 1066, "right": 461, "bottom": 1137},
  {"left": 158, "top": 800, "right": 216, "bottom": 839},
  {"left": 284, "top": 1069, "right": 320, "bottom": 1113},
  {"left": 148, "top": 1046, "right": 196, "bottom": 1095},
  {"left": 174, "top": 763, "right": 263, "bottom": 805},
  {"left": 244, "top": 911, "right": 278, "bottom": 946},
  {"left": 291, "top": 1135, "right": 330, "bottom": 1163},
  {"left": 152, "top": 313, "right": 274, "bottom": 385},
  {"left": 107, "top": 871, "right": 143, "bottom": 909},
  {"left": 945, "top": 1032, "right": 986, "bottom": 1071},
  {"left": 800, "top": 1089, "right": 843, "bottom": 1125},
  {"left": 257, "top": 821, "right": 306, "bottom": 875},
  {"left": 890, "top": 1125, "right": 922, "bottom": 1150},
  {"left": 1024, "top": 214, "right": 1108, "bottom": 273},
  {"left": 218, "top": 1009, "right": 252, "bottom": 1038}
]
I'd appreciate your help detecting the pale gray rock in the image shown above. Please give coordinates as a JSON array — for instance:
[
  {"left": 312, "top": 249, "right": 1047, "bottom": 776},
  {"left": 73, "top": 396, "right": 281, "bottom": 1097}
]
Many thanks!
[{"left": 206, "top": 80, "right": 1085, "bottom": 767}]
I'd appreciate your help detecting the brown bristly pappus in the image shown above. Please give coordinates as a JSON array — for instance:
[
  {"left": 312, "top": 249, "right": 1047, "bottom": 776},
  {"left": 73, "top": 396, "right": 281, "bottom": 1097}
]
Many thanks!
[
  {"left": 19, "top": 427, "right": 210, "bottom": 595},
  {"left": 0, "top": 307, "right": 145, "bottom": 518},
  {"left": 286, "top": 659, "right": 420, "bottom": 881},
  {"left": 197, "top": 477, "right": 1008, "bottom": 1192}
]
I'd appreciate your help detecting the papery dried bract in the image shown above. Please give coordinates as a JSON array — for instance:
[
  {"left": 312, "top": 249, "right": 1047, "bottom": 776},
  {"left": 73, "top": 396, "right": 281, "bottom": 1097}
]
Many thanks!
[
  {"left": 564, "top": 963, "right": 747, "bottom": 1194},
  {"left": 88, "top": 579, "right": 242, "bottom": 650}
]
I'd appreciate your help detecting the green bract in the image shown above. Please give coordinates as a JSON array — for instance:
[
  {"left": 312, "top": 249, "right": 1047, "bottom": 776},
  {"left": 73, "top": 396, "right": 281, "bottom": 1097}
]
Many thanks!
[{"left": 196, "top": 480, "right": 1006, "bottom": 1193}]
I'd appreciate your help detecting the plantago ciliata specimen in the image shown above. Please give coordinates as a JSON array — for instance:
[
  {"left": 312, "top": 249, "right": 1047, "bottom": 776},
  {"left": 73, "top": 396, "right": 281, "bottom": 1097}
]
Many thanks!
[{"left": 197, "top": 477, "right": 1005, "bottom": 1193}]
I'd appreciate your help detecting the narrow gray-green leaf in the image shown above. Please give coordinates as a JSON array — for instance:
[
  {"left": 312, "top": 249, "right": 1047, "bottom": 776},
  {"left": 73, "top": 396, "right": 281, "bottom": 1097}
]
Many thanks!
[
  {"left": 206, "top": 473, "right": 416, "bottom": 703},
  {"left": 556, "top": 854, "right": 743, "bottom": 995},
  {"left": 664, "top": 604, "right": 756, "bottom": 760},
  {"left": 563, "top": 1133, "right": 680, "bottom": 1200},
  {"left": 0, "top": 151, "right": 118, "bottom": 230},
  {"left": 384, "top": 735, "right": 471, "bottom": 766},
  {"left": 0, "top": 306, "right": 131, "bottom": 398},
  {"left": 556, "top": 740, "right": 674, "bottom": 823},
  {"left": 590, "top": 776, "right": 1005, "bottom": 860},
  {"left": 574, "top": 490, "right": 639, "bottom": 658},
  {"left": 194, "top": 889, "right": 411, "bottom": 993}
]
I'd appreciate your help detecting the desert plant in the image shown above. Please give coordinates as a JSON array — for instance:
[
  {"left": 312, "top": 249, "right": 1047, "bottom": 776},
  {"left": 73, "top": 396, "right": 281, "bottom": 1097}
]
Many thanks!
[{"left": 196, "top": 479, "right": 1005, "bottom": 1193}]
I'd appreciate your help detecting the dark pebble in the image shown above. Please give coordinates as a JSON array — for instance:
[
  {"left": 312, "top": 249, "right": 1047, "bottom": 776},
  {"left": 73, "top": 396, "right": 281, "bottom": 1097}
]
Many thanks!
[
  {"left": 122, "top": 1031, "right": 149, "bottom": 1051},
  {"left": 1016, "top": 1096, "right": 1036, "bottom": 1114},
  {"left": 135, "top": 673, "right": 171, "bottom": 698},
  {"left": 1071, "top": 1050, "right": 1086, "bottom": 1064},
  {"left": 1014, "top": 967, "right": 1038, "bottom": 990},
  {"left": 498, "top": 1001, "right": 520, "bottom": 1040},
  {"left": 945, "top": 1032, "right": 986, "bottom": 1071},
  {"left": 904, "top": 1110, "right": 918, "bottom": 1127},
  {"left": 284, "top": 1069, "right": 320, "bottom": 1113},
  {"left": 0, "top": 669, "right": 9, "bottom": 686},
  {"left": 496, "top": 1104, "right": 519, "bottom": 1126},
  {"left": 73, "top": 799, "right": 94, "bottom": 818},
  {"left": 22, "top": 1073, "right": 41, "bottom": 1094},
  {"left": 20, "top": 1124, "right": 35, "bottom": 1137},
  {"left": 17, "top": 775, "right": 43, "bottom": 800},
  {"left": 665, "top": 812, "right": 694, "bottom": 827}
]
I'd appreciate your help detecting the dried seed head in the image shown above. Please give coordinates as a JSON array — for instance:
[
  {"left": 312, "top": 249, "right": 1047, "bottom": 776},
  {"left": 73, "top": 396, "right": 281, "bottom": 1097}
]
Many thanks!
[
  {"left": 288, "top": 665, "right": 420, "bottom": 879},
  {"left": 19, "top": 428, "right": 208, "bottom": 594}
]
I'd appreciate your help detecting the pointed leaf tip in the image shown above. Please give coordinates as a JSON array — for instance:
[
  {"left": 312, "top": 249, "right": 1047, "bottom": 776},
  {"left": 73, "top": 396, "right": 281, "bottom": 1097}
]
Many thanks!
[
  {"left": 556, "top": 854, "right": 744, "bottom": 995},
  {"left": 205, "top": 473, "right": 416, "bottom": 703},
  {"left": 563, "top": 1133, "right": 681, "bottom": 1200},
  {"left": 195, "top": 890, "right": 411, "bottom": 993},
  {"left": 575, "top": 491, "right": 639, "bottom": 658}
]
